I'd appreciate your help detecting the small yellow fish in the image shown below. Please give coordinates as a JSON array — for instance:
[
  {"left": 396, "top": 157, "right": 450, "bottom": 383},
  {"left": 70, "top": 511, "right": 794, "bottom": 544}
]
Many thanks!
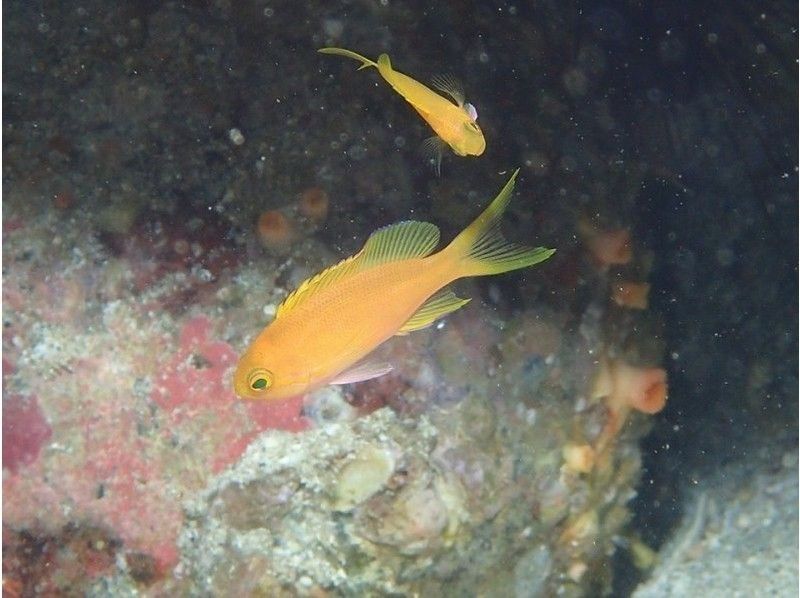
[
  {"left": 234, "top": 170, "right": 554, "bottom": 401},
  {"left": 319, "top": 47, "right": 486, "bottom": 172}
]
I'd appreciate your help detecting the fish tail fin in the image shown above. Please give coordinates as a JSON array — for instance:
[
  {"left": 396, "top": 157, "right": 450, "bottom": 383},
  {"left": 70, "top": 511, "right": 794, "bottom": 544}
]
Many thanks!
[
  {"left": 318, "top": 47, "right": 378, "bottom": 70},
  {"left": 443, "top": 169, "right": 555, "bottom": 279}
]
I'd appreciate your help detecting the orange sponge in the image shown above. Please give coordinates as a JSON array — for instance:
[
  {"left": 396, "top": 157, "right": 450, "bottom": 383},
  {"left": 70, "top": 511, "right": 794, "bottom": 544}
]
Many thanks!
[
  {"left": 612, "top": 281, "right": 651, "bottom": 309},
  {"left": 257, "top": 210, "right": 295, "bottom": 250},
  {"left": 298, "top": 187, "right": 330, "bottom": 224},
  {"left": 579, "top": 218, "right": 633, "bottom": 267},
  {"left": 593, "top": 357, "right": 668, "bottom": 415}
]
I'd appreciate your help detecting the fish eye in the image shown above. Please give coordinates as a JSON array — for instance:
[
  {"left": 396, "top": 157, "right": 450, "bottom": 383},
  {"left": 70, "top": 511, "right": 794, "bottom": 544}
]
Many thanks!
[{"left": 247, "top": 368, "right": 273, "bottom": 392}]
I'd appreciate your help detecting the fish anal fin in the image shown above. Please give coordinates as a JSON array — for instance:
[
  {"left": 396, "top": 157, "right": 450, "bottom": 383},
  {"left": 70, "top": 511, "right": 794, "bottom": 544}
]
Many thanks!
[
  {"left": 430, "top": 74, "right": 465, "bottom": 107},
  {"left": 329, "top": 361, "right": 393, "bottom": 385},
  {"left": 360, "top": 221, "right": 440, "bottom": 267},
  {"left": 276, "top": 252, "right": 362, "bottom": 318},
  {"left": 397, "top": 290, "right": 470, "bottom": 335},
  {"left": 421, "top": 136, "right": 447, "bottom": 176}
]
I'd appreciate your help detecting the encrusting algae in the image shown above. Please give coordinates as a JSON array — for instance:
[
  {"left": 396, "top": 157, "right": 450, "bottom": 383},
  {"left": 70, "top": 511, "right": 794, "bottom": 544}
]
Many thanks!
[{"left": 234, "top": 169, "right": 554, "bottom": 400}]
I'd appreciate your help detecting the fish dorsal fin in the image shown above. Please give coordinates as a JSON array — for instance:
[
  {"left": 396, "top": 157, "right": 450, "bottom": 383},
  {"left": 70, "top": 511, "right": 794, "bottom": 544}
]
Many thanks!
[
  {"left": 276, "top": 221, "right": 439, "bottom": 319},
  {"left": 360, "top": 220, "right": 440, "bottom": 268},
  {"left": 276, "top": 253, "right": 362, "bottom": 318},
  {"left": 430, "top": 74, "right": 465, "bottom": 107},
  {"left": 397, "top": 289, "right": 470, "bottom": 335}
]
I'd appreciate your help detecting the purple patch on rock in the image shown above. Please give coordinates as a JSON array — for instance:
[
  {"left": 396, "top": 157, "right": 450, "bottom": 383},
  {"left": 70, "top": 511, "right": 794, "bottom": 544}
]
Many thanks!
[{"left": 3, "top": 394, "right": 52, "bottom": 473}]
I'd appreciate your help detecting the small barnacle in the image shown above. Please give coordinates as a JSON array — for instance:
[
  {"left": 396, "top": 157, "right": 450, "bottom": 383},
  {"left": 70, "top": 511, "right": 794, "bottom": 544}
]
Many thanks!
[
  {"left": 333, "top": 444, "right": 396, "bottom": 511},
  {"left": 562, "top": 444, "right": 596, "bottom": 474}
]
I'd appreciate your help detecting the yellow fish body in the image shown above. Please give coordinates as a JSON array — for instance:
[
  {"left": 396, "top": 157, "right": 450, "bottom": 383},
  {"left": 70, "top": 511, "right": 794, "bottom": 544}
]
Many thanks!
[
  {"left": 318, "top": 47, "right": 486, "bottom": 167},
  {"left": 234, "top": 170, "right": 554, "bottom": 400}
]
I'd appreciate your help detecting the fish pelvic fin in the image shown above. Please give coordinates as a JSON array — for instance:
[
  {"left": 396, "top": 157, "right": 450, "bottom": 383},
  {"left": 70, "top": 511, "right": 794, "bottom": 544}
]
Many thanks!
[
  {"left": 443, "top": 169, "right": 555, "bottom": 279},
  {"left": 329, "top": 361, "right": 393, "bottom": 385},
  {"left": 318, "top": 47, "right": 378, "bottom": 70}
]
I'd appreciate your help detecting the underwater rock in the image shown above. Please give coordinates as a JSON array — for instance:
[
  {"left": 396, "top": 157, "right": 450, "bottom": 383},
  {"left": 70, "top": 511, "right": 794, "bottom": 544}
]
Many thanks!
[
  {"left": 1, "top": 180, "right": 665, "bottom": 596},
  {"left": 364, "top": 479, "right": 450, "bottom": 553},
  {"left": 514, "top": 544, "right": 552, "bottom": 598},
  {"left": 354, "top": 468, "right": 468, "bottom": 556},
  {"left": 94, "top": 192, "right": 144, "bottom": 236},
  {"left": 1, "top": 1, "right": 692, "bottom": 594}
]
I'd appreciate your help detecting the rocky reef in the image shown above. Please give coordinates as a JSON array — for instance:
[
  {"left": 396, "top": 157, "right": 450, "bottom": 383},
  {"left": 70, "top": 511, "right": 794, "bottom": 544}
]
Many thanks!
[
  {"left": 3, "top": 188, "right": 664, "bottom": 594},
  {"left": 4, "top": 0, "right": 794, "bottom": 596}
]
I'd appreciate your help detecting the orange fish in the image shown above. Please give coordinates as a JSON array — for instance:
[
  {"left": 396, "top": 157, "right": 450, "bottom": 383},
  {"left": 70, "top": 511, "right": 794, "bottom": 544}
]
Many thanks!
[
  {"left": 318, "top": 47, "right": 485, "bottom": 174},
  {"left": 234, "top": 170, "right": 554, "bottom": 400}
]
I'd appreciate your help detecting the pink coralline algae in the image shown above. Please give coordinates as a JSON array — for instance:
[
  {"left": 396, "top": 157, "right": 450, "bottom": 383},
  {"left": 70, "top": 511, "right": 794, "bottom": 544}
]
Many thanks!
[
  {"left": 151, "top": 315, "right": 238, "bottom": 415},
  {"left": 3, "top": 313, "right": 309, "bottom": 589},
  {"left": 2, "top": 392, "right": 52, "bottom": 474},
  {"left": 151, "top": 315, "right": 308, "bottom": 470}
]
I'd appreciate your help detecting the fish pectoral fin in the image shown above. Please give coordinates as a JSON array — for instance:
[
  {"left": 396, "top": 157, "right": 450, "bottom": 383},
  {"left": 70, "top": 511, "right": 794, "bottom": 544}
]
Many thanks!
[
  {"left": 420, "top": 136, "right": 447, "bottom": 176},
  {"left": 329, "top": 361, "right": 394, "bottom": 385},
  {"left": 430, "top": 73, "right": 465, "bottom": 107},
  {"left": 397, "top": 290, "right": 471, "bottom": 335}
]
